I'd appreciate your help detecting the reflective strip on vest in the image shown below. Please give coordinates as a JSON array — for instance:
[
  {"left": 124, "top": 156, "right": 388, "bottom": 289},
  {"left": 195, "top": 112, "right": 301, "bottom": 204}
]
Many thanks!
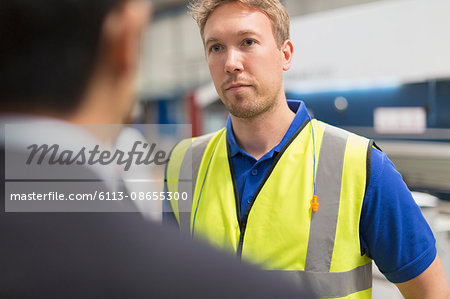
[
  {"left": 177, "top": 132, "right": 216, "bottom": 235},
  {"left": 305, "top": 125, "right": 349, "bottom": 272},
  {"left": 165, "top": 138, "right": 192, "bottom": 224},
  {"left": 274, "top": 263, "right": 372, "bottom": 298}
]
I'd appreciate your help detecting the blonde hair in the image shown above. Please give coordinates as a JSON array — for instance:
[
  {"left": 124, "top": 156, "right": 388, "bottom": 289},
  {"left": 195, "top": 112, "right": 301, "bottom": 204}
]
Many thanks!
[{"left": 189, "top": 0, "right": 290, "bottom": 47}]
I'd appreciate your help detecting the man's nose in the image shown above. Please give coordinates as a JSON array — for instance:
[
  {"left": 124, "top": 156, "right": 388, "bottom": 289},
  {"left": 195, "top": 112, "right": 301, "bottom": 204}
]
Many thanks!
[{"left": 224, "top": 48, "right": 243, "bottom": 73}]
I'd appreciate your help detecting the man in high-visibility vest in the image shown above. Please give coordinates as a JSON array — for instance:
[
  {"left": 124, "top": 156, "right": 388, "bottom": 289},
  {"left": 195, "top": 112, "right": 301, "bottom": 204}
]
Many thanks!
[{"left": 164, "top": 0, "right": 450, "bottom": 298}]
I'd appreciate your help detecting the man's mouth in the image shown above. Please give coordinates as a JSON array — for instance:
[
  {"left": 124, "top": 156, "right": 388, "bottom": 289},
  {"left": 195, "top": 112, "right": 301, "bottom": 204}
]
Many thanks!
[{"left": 226, "top": 83, "right": 252, "bottom": 92}]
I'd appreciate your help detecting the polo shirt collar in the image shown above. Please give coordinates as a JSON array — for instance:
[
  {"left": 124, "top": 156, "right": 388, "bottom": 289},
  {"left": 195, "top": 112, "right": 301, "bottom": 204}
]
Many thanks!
[{"left": 226, "top": 100, "right": 310, "bottom": 158}]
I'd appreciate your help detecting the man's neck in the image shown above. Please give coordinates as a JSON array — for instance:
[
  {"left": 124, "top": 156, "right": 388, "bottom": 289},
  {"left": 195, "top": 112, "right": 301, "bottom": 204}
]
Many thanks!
[{"left": 231, "top": 99, "right": 295, "bottom": 160}]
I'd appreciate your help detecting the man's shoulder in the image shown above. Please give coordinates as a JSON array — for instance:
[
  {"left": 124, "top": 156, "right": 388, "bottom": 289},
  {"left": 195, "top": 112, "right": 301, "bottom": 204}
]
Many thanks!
[
  {"left": 194, "top": 129, "right": 225, "bottom": 142},
  {"left": 169, "top": 129, "right": 226, "bottom": 157},
  {"left": 312, "top": 120, "right": 371, "bottom": 150}
]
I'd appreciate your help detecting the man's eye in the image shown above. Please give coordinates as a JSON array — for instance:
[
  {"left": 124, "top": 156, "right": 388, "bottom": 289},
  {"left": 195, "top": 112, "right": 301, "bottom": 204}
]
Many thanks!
[
  {"left": 243, "top": 39, "right": 255, "bottom": 46},
  {"left": 210, "top": 45, "right": 222, "bottom": 52}
]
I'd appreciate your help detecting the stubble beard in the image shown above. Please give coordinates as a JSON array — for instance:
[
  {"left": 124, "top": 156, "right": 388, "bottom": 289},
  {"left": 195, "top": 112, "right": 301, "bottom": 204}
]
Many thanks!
[{"left": 222, "top": 91, "right": 277, "bottom": 119}]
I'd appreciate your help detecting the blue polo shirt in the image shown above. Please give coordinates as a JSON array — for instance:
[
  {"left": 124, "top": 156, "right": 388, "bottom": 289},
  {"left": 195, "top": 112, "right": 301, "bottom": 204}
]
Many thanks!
[{"left": 226, "top": 100, "right": 436, "bottom": 283}]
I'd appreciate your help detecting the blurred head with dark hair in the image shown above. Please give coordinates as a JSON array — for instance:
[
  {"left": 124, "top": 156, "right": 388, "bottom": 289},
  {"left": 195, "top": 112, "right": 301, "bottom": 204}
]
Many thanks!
[{"left": 0, "top": 0, "right": 151, "bottom": 123}]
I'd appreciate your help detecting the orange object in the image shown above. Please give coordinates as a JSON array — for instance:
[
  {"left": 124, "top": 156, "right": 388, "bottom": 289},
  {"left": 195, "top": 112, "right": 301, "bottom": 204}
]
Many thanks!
[{"left": 311, "top": 195, "right": 319, "bottom": 212}]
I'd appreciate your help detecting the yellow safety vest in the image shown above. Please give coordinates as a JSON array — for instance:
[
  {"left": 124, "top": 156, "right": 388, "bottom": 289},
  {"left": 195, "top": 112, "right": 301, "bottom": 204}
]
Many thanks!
[{"left": 166, "top": 119, "right": 373, "bottom": 298}]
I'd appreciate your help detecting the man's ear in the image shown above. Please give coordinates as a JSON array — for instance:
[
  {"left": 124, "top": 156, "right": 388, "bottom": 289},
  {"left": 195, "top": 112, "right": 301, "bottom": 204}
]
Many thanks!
[
  {"left": 281, "top": 40, "right": 294, "bottom": 71},
  {"left": 101, "top": 0, "right": 151, "bottom": 76}
]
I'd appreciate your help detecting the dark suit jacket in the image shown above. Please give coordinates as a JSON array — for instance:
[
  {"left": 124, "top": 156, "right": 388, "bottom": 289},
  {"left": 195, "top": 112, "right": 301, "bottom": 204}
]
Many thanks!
[{"left": 0, "top": 147, "right": 305, "bottom": 298}]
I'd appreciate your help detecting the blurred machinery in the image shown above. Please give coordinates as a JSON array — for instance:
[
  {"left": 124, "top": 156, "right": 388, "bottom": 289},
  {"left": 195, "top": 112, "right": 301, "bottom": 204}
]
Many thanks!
[{"left": 288, "top": 79, "right": 450, "bottom": 200}]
